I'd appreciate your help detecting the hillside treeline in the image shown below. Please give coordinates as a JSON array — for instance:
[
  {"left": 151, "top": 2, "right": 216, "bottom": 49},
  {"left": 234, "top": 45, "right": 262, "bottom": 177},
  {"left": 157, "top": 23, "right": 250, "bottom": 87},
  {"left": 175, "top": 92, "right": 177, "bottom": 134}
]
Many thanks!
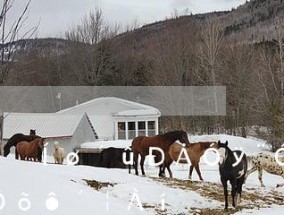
[{"left": 2, "top": 5, "right": 284, "bottom": 150}]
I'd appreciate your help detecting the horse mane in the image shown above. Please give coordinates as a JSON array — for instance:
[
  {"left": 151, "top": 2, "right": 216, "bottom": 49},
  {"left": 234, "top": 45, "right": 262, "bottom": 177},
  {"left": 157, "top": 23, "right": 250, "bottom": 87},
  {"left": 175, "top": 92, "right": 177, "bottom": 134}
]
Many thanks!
[
  {"left": 223, "top": 146, "right": 235, "bottom": 165},
  {"left": 162, "top": 130, "right": 183, "bottom": 143},
  {"left": 195, "top": 141, "right": 216, "bottom": 150}
]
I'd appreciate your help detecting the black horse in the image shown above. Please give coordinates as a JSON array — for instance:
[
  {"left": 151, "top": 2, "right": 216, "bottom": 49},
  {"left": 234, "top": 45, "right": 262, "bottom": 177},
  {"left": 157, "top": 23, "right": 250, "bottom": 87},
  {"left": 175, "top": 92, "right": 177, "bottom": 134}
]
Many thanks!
[
  {"left": 3, "top": 129, "right": 43, "bottom": 162},
  {"left": 217, "top": 140, "right": 247, "bottom": 211},
  {"left": 96, "top": 147, "right": 131, "bottom": 172}
]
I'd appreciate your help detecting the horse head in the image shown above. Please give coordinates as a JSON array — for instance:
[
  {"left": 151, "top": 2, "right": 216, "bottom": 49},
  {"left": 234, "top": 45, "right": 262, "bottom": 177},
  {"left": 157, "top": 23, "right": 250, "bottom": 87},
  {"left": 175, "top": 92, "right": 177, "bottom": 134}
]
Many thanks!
[
  {"left": 37, "top": 138, "right": 45, "bottom": 150},
  {"left": 30, "top": 129, "right": 36, "bottom": 136},
  {"left": 209, "top": 141, "right": 219, "bottom": 149},
  {"left": 217, "top": 140, "right": 229, "bottom": 166},
  {"left": 178, "top": 130, "right": 190, "bottom": 145}
]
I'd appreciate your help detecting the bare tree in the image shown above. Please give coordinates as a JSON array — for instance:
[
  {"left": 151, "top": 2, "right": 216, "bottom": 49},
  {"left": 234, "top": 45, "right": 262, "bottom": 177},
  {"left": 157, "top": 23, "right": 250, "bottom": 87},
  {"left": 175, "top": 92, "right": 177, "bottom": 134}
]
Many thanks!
[
  {"left": 0, "top": 0, "right": 37, "bottom": 155},
  {"left": 64, "top": 8, "right": 119, "bottom": 86},
  {"left": 254, "top": 21, "right": 284, "bottom": 151},
  {"left": 0, "top": 0, "right": 37, "bottom": 84},
  {"left": 65, "top": 7, "right": 115, "bottom": 45},
  {"left": 198, "top": 19, "right": 224, "bottom": 133}
]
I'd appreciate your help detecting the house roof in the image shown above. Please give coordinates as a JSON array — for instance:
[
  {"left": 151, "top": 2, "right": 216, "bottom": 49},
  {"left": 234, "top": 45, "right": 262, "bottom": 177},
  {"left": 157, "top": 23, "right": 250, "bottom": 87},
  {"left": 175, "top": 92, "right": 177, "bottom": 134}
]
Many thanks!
[
  {"left": 57, "top": 97, "right": 161, "bottom": 116},
  {"left": 3, "top": 112, "right": 88, "bottom": 139}
]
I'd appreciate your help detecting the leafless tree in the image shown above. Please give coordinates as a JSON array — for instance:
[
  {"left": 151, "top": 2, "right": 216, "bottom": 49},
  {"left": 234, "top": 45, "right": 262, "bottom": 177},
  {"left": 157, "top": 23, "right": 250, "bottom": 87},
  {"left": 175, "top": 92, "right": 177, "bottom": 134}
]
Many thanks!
[{"left": 0, "top": 0, "right": 37, "bottom": 84}]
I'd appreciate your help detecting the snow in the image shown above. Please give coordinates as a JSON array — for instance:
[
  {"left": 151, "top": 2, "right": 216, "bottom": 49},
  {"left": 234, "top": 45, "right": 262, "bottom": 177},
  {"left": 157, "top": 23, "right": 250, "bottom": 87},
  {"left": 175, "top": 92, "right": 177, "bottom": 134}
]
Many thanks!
[
  {"left": 114, "top": 109, "right": 160, "bottom": 116},
  {"left": 1, "top": 134, "right": 284, "bottom": 214},
  {"left": 81, "top": 140, "right": 132, "bottom": 149}
]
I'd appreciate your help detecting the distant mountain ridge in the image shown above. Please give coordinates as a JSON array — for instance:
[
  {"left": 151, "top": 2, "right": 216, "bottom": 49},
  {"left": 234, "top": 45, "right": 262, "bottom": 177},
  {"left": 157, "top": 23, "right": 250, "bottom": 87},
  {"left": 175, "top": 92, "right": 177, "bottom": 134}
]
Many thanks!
[{"left": 3, "top": 0, "right": 284, "bottom": 55}]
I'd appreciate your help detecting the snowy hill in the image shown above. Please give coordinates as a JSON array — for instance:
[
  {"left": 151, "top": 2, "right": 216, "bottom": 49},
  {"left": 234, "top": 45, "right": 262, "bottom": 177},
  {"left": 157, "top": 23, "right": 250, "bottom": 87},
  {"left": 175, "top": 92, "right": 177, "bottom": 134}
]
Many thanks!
[{"left": 1, "top": 135, "right": 284, "bottom": 214}]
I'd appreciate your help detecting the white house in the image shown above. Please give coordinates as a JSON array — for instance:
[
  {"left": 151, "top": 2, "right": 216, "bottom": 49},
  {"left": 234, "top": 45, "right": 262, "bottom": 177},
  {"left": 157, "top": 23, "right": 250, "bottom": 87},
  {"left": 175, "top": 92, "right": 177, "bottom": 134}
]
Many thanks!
[
  {"left": 2, "top": 112, "right": 97, "bottom": 155},
  {"left": 57, "top": 97, "right": 161, "bottom": 140}
]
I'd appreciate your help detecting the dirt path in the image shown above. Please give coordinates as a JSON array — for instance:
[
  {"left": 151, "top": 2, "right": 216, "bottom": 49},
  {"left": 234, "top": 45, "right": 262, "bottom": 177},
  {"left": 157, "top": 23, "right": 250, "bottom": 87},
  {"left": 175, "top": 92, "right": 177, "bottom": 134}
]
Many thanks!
[{"left": 151, "top": 177, "right": 284, "bottom": 215}]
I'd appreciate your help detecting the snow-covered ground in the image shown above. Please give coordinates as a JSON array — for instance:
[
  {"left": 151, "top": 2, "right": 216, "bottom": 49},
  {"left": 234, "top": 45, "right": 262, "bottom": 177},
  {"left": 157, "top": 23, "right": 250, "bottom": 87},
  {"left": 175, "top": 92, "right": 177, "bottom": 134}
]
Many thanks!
[{"left": 1, "top": 135, "right": 284, "bottom": 214}]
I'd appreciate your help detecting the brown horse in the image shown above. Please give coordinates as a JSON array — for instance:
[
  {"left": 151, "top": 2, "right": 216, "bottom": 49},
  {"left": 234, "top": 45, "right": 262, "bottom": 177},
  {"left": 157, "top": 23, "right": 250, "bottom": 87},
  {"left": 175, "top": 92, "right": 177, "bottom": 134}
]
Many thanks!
[
  {"left": 166, "top": 141, "right": 218, "bottom": 180},
  {"left": 16, "top": 138, "right": 44, "bottom": 162},
  {"left": 131, "top": 130, "right": 190, "bottom": 177}
]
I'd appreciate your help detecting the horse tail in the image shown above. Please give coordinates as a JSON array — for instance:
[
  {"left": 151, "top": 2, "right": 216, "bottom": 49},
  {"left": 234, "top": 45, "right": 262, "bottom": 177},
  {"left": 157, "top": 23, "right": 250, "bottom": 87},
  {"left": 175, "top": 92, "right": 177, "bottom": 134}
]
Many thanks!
[
  {"left": 246, "top": 155, "right": 253, "bottom": 168},
  {"left": 15, "top": 147, "right": 18, "bottom": 159},
  {"left": 37, "top": 147, "right": 43, "bottom": 162},
  {"left": 3, "top": 138, "right": 15, "bottom": 157}
]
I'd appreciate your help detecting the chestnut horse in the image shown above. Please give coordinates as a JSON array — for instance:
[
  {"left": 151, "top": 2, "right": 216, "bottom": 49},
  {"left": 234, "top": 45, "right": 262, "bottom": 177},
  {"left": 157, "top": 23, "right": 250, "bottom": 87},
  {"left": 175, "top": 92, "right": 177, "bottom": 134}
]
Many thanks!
[
  {"left": 16, "top": 138, "right": 44, "bottom": 162},
  {"left": 131, "top": 130, "right": 190, "bottom": 177},
  {"left": 3, "top": 129, "right": 42, "bottom": 161},
  {"left": 166, "top": 141, "right": 218, "bottom": 180}
]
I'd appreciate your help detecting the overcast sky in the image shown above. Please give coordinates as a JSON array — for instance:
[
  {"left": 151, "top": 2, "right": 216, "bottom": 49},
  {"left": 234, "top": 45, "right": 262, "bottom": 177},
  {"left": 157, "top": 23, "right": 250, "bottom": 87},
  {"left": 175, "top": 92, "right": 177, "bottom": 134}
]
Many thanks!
[{"left": 7, "top": 0, "right": 247, "bottom": 38}]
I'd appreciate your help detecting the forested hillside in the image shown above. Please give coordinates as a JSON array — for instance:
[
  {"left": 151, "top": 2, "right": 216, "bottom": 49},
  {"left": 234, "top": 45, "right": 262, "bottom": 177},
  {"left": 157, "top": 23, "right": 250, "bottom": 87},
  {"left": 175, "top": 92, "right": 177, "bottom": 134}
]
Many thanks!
[{"left": 1, "top": 0, "right": 283, "bottom": 150}]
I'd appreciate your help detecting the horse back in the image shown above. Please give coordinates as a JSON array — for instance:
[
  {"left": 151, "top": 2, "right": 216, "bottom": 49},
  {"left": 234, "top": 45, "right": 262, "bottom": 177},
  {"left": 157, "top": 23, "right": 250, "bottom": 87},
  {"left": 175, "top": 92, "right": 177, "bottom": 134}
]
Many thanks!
[
  {"left": 16, "top": 141, "right": 30, "bottom": 154},
  {"left": 250, "top": 153, "right": 284, "bottom": 175},
  {"left": 131, "top": 136, "right": 146, "bottom": 154}
]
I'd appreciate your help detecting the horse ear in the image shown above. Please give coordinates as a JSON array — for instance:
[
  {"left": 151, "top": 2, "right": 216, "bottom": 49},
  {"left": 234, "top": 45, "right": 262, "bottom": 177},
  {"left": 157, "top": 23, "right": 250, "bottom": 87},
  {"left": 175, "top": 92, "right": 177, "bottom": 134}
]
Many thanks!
[{"left": 225, "top": 141, "right": 228, "bottom": 146}]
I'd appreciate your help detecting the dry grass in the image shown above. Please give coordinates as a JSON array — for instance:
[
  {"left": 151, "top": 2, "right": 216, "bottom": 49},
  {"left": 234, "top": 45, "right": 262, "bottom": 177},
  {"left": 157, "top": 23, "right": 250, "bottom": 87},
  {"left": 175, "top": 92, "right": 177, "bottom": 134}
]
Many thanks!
[
  {"left": 83, "top": 179, "right": 116, "bottom": 190},
  {"left": 151, "top": 177, "right": 284, "bottom": 215}
]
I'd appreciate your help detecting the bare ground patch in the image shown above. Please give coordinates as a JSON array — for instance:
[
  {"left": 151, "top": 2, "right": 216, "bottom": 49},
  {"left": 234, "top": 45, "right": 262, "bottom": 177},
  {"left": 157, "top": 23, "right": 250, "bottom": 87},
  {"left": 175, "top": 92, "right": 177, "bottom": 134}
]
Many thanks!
[
  {"left": 151, "top": 177, "right": 284, "bottom": 215},
  {"left": 83, "top": 179, "right": 116, "bottom": 190}
]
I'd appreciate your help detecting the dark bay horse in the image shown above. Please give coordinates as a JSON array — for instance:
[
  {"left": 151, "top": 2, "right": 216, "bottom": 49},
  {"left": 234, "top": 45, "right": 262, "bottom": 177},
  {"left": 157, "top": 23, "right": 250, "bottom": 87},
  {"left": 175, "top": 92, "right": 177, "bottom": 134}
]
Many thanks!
[
  {"left": 96, "top": 147, "right": 132, "bottom": 172},
  {"left": 167, "top": 141, "right": 218, "bottom": 180},
  {"left": 16, "top": 138, "right": 44, "bottom": 162},
  {"left": 217, "top": 141, "right": 247, "bottom": 211},
  {"left": 4, "top": 129, "right": 43, "bottom": 162},
  {"left": 131, "top": 130, "right": 190, "bottom": 177}
]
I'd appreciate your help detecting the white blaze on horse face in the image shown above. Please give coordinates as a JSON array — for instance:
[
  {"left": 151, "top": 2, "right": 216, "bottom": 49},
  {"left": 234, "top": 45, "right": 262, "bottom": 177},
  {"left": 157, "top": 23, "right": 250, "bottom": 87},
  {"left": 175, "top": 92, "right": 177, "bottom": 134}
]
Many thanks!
[{"left": 218, "top": 148, "right": 226, "bottom": 165}]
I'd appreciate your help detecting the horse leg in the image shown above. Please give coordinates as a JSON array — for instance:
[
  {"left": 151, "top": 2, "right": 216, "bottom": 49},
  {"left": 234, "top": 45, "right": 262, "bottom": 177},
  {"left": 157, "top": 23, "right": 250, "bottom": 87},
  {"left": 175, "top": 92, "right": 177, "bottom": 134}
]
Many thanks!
[
  {"left": 15, "top": 149, "right": 18, "bottom": 160},
  {"left": 230, "top": 179, "right": 237, "bottom": 208},
  {"left": 195, "top": 164, "right": 204, "bottom": 181},
  {"left": 230, "top": 180, "right": 237, "bottom": 208},
  {"left": 221, "top": 178, "right": 228, "bottom": 211},
  {"left": 245, "top": 166, "right": 257, "bottom": 182},
  {"left": 140, "top": 155, "right": 146, "bottom": 176},
  {"left": 133, "top": 152, "right": 139, "bottom": 175},
  {"left": 188, "top": 165, "right": 194, "bottom": 180},
  {"left": 167, "top": 164, "right": 173, "bottom": 178},
  {"left": 236, "top": 177, "right": 245, "bottom": 206},
  {"left": 258, "top": 167, "right": 265, "bottom": 187},
  {"left": 158, "top": 164, "right": 164, "bottom": 177}
]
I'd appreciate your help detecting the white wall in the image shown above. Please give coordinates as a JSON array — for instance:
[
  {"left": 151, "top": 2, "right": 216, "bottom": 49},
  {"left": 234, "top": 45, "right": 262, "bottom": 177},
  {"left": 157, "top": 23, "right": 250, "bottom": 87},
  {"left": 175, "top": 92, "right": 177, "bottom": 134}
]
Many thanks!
[{"left": 70, "top": 115, "right": 97, "bottom": 148}]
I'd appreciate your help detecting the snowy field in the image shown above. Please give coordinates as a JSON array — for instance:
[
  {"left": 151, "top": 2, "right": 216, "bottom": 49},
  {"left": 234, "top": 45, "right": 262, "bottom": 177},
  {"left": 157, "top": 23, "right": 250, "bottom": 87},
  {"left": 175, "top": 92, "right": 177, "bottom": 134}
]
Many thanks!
[{"left": 1, "top": 134, "right": 284, "bottom": 214}]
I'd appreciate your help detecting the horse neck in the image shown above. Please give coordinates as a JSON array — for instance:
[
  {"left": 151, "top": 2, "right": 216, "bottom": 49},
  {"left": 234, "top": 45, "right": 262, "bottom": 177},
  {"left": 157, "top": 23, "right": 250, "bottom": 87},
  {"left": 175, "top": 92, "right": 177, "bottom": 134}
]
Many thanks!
[
  {"left": 224, "top": 147, "right": 235, "bottom": 165},
  {"left": 162, "top": 131, "right": 180, "bottom": 144},
  {"left": 196, "top": 142, "right": 211, "bottom": 156},
  {"left": 30, "top": 139, "right": 40, "bottom": 150},
  {"left": 201, "top": 142, "right": 212, "bottom": 150}
]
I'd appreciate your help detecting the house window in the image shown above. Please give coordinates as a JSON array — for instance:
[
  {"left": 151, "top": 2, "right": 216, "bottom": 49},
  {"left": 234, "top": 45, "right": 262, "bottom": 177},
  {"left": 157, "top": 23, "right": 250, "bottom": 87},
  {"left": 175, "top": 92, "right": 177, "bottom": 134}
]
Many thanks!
[
  {"left": 148, "top": 121, "right": 156, "bottom": 136},
  {"left": 118, "top": 122, "right": 126, "bottom": 139},
  {"left": 138, "top": 121, "right": 146, "bottom": 136},
  {"left": 128, "top": 122, "right": 135, "bottom": 139}
]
